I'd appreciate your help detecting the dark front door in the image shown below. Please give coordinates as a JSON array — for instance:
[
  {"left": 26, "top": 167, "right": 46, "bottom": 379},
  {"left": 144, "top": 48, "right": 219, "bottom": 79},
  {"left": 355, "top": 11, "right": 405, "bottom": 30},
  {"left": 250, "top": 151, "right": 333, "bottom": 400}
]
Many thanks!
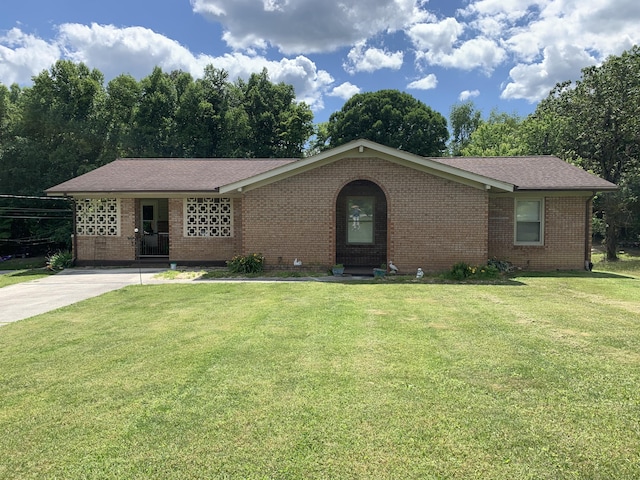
[{"left": 336, "top": 180, "right": 387, "bottom": 268}]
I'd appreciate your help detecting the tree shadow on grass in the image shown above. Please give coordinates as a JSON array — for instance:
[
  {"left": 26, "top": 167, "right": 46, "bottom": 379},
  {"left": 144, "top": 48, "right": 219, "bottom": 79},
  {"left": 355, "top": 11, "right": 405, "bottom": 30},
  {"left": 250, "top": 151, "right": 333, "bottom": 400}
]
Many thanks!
[
  {"left": 514, "top": 270, "right": 636, "bottom": 280},
  {"left": 3, "top": 268, "right": 54, "bottom": 278}
]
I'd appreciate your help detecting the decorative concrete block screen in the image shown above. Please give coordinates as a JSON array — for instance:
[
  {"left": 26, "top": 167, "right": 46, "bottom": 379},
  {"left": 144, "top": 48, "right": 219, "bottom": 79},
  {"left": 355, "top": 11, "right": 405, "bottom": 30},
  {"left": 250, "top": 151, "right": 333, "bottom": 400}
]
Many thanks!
[
  {"left": 75, "top": 198, "right": 120, "bottom": 236},
  {"left": 184, "top": 197, "right": 233, "bottom": 237}
]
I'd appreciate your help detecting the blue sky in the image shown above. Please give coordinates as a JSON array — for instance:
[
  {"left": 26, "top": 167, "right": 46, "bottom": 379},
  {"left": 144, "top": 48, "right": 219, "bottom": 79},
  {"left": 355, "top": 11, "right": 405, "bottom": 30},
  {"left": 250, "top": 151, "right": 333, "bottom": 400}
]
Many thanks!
[{"left": 2, "top": 0, "right": 639, "bottom": 125}]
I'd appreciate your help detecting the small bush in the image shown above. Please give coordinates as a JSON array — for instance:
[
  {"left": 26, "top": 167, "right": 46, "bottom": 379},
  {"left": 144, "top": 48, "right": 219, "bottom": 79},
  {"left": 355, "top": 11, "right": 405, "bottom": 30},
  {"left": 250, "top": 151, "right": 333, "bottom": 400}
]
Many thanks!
[
  {"left": 227, "top": 253, "right": 265, "bottom": 274},
  {"left": 448, "top": 261, "right": 500, "bottom": 281},
  {"left": 46, "top": 251, "right": 73, "bottom": 270},
  {"left": 450, "top": 262, "right": 471, "bottom": 280}
]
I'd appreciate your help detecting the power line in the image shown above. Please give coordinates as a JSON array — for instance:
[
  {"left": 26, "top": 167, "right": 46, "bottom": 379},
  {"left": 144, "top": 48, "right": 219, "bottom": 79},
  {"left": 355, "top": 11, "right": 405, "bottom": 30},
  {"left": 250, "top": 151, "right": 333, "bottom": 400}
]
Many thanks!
[{"left": 0, "top": 194, "right": 72, "bottom": 201}]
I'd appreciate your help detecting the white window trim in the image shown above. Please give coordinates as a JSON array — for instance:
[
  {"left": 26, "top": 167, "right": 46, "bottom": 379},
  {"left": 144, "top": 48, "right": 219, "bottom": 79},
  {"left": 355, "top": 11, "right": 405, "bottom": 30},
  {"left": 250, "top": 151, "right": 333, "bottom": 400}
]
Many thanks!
[{"left": 514, "top": 198, "right": 544, "bottom": 246}]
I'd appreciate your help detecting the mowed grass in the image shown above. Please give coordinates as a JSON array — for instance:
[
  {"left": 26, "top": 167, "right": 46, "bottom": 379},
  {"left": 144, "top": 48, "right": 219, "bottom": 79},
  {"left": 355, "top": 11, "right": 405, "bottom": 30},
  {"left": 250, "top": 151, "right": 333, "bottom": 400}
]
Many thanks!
[
  {"left": 0, "top": 256, "right": 53, "bottom": 287},
  {"left": 0, "top": 263, "right": 639, "bottom": 478}
]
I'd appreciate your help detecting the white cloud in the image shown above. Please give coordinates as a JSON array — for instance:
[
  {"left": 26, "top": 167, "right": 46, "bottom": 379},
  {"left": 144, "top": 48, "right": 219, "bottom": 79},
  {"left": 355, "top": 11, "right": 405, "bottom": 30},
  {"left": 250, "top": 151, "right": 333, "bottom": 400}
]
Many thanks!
[
  {"left": 459, "top": 89, "right": 480, "bottom": 101},
  {"left": 0, "top": 28, "right": 61, "bottom": 85},
  {"left": 407, "top": 18, "right": 464, "bottom": 53},
  {"left": 0, "top": 24, "right": 334, "bottom": 111},
  {"left": 344, "top": 41, "right": 404, "bottom": 74},
  {"left": 416, "top": 36, "right": 506, "bottom": 73},
  {"left": 459, "top": 0, "right": 640, "bottom": 101},
  {"left": 192, "top": 0, "right": 430, "bottom": 54},
  {"left": 329, "top": 82, "right": 361, "bottom": 100},
  {"left": 407, "top": 74, "right": 437, "bottom": 90},
  {"left": 501, "top": 44, "right": 597, "bottom": 102},
  {"left": 408, "top": 16, "right": 505, "bottom": 73},
  {"left": 58, "top": 23, "right": 210, "bottom": 80}
]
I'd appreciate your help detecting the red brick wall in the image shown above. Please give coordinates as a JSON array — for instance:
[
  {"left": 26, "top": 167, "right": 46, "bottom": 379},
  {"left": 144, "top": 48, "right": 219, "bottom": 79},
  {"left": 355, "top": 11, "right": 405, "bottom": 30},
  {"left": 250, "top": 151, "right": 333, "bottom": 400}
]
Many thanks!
[
  {"left": 242, "top": 156, "right": 489, "bottom": 272},
  {"left": 488, "top": 195, "right": 592, "bottom": 270}
]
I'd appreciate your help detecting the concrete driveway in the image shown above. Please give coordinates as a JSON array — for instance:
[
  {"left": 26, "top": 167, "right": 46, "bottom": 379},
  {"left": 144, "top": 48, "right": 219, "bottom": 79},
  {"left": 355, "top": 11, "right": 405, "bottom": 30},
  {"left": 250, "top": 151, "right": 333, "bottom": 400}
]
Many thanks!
[{"left": 0, "top": 268, "right": 164, "bottom": 327}]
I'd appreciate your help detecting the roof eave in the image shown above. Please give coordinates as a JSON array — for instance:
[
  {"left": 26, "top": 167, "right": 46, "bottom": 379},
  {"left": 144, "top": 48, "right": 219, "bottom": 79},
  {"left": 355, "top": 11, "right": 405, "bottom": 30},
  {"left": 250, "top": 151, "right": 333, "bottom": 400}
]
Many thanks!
[
  {"left": 513, "top": 186, "right": 619, "bottom": 192},
  {"left": 46, "top": 189, "right": 224, "bottom": 198}
]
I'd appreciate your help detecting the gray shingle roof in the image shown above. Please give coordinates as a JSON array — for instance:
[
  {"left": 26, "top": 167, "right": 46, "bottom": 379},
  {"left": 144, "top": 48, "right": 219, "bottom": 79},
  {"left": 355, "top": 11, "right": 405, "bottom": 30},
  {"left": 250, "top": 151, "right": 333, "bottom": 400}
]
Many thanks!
[
  {"left": 432, "top": 155, "right": 617, "bottom": 191},
  {"left": 46, "top": 158, "right": 299, "bottom": 194},
  {"left": 46, "top": 145, "right": 617, "bottom": 195}
]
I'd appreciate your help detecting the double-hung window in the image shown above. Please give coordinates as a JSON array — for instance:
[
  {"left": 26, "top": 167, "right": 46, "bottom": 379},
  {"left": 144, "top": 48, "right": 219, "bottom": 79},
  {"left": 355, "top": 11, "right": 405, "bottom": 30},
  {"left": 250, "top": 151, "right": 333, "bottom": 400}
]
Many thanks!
[{"left": 515, "top": 199, "right": 543, "bottom": 245}]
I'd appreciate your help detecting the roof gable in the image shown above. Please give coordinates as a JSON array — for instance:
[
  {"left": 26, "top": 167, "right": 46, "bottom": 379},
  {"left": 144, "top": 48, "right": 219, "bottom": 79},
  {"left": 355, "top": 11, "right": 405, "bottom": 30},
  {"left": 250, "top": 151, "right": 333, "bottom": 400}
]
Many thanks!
[{"left": 219, "top": 139, "right": 515, "bottom": 193}]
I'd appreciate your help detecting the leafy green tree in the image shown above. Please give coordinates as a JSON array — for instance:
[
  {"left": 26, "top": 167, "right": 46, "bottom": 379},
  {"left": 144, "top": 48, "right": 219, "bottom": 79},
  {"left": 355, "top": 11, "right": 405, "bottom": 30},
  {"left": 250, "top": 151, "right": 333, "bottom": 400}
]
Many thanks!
[
  {"left": 5, "top": 60, "right": 106, "bottom": 193},
  {"left": 449, "top": 101, "right": 482, "bottom": 156},
  {"left": 0, "top": 61, "right": 102, "bottom": 250},
  {"left": 326, "top": 90, "right": 449, "bottom": 157},
  {"left": 130, "top": 67, "right": 178, "bottom": 157},
  {"left": 235, "top": 69, "right": 313, "bottom": 158},
  {"left": 461, "top": 111, "right": 525, "bottom": 156},
  {"left": 532, "top": 46, "right": 640, "bottom": 259},
  {"left": 306, "top": 121, "right": 330, "bottom": 156},
  {"left": 103, "top": 74, "right": 141, "bottom": 159},
  {"left": 175, "top": 66, "right": 231, "bottom": 157}
]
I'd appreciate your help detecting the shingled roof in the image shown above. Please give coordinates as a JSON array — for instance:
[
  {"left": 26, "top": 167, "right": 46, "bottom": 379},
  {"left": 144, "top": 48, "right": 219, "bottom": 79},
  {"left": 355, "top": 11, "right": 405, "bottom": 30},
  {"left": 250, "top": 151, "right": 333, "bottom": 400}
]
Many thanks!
[
  {"left": 46, "top": 140, "right": 617, "bottom": 195},
  {"left": 46, "top": 158, "right": 298, "bottom": 194},
  {"left": 432, "top": 155, "right": 617, "bottom": 191}
]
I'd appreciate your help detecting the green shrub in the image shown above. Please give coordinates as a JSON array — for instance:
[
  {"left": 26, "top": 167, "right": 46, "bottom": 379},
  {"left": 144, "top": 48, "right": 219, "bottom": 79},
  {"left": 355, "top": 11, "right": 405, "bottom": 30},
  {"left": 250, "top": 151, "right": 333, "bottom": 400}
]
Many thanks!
[
  {"left": 448, "top": 261, "right": 501, "bottom": 281},
  {"left": 46, "top": 250, "right": 73, "bottom": 270},
  {"left": 227, "top": 253, "right": 265, "bottom": 274},
  {"left": 450, "top": 262, "right": 471, "bottom": 280}
]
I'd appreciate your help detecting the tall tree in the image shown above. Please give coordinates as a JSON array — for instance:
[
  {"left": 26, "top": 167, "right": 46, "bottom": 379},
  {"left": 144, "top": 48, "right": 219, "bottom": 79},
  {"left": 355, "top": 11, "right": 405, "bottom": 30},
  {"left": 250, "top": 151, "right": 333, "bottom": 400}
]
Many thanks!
[
  {"left": 6, "top": 60, "right": 106, "bottom": 193},
  {"left": 130, "top": 67, "right": 178, "bottom": 157},
  {"left": 174, "top": 66, "right": 230, "bottom": 157},
  {"left": 103, "top": 74, "right": 141, "bottom": 159},
  {"left": 532, "top": 46, "right": 640, "bottom": 260},
  {"left": 326, "top": 90, "right": 449, "bottom": 157},
  {"left": 449, "top": 101, "right": 482, "bottom": 156},
  {"left": 461, "top": 111, "right": 525, "bottom": 157},
  {"left": 236, "top": 69, "right": 313, "bottom": 158}
]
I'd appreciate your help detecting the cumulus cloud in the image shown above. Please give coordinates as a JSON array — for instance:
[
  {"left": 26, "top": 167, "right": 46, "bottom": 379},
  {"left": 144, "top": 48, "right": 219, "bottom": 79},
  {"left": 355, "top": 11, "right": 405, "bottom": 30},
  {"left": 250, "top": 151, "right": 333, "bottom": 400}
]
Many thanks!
[
  {"left": 408, "top": 17, "right": 505, "bottom": 74},
  {"left": 460, "top": 0, "right": 640, "bottom": 101},
  {"left": 0, "top": 23, "right": 334, "bottom": 111},
  {"left": 459, "top": 89, "right": 480, "bottom": 101},
  {"left": 407, "top": 18, "right": 464, "bottom": 53},
  {"left": 344, "top": 41, "right": 404, "bottom": 74},
  {"left": 407, "top": 74, "right": 437, "bottom": 90},
  {"left": 58, "top": 23, "right": 210, "bottom": 80},
  {"left": 501, "top": 44, "right": 597, "bottom": 101},
  {"left": 328, "top": 82, "right": 361, "bottom": 100},
  {"left": 0, "top": 28, "right": 61, "bottom": 85},
  {"left": 191, "top": 0, "right": 430, "bottom": 54}
]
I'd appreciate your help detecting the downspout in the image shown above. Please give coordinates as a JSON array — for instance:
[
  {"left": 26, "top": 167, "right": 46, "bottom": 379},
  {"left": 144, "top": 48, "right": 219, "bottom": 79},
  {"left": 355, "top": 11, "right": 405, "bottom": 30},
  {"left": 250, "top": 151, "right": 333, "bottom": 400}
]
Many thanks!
[{"left": 584, "top": 192, "right": 596, "bottom": 271}]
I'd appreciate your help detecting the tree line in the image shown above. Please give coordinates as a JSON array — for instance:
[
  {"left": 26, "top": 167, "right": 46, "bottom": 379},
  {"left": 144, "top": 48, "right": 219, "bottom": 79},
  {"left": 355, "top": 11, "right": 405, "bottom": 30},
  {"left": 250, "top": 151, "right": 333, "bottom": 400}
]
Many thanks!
[
  {"left": 1, "top": 46, "right": 639, "bottom": 259},
  {"left": 0, "top": 62, "right": 316, "bottom": 251},
  {"left": 0, "top": 62, "right": 315, "bottom": 197}
]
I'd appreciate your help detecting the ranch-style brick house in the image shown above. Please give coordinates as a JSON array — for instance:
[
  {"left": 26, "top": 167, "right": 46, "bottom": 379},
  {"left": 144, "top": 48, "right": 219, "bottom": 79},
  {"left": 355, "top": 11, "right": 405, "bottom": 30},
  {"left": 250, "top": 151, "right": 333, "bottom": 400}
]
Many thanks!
[{"left": 46, "top": 139, "right": 617, "bottom": 273}]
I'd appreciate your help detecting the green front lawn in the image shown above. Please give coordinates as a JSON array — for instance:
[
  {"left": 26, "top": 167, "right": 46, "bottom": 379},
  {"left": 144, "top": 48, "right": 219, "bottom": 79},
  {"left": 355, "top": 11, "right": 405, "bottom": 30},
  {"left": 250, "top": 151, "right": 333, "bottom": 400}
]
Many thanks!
[
  {"left": 1, "top": 264, "right": 639, "bottom": 479},
  {"left": 0, "top": 256, "right": 55, "bottom": 287}
]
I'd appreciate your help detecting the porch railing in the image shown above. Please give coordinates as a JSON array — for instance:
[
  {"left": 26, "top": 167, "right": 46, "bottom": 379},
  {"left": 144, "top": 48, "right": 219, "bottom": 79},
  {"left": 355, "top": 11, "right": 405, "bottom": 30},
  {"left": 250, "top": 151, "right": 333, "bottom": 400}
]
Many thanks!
[{"left": 138, "top": 233, "right": 169, "bottom": 257}]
